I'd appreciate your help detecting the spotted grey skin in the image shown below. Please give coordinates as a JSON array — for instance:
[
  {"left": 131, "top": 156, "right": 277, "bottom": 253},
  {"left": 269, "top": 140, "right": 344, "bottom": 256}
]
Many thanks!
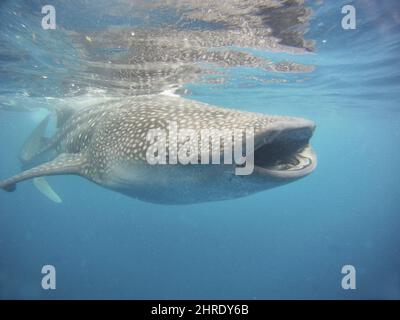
[{"left": 0, "top": 95, "right": 316, "bottom": 204}]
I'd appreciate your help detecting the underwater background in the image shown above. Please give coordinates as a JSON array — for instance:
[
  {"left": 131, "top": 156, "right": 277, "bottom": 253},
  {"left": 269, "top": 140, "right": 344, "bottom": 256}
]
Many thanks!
[{"left": 0, "top": 0, "right": 399, "bottom": 299}]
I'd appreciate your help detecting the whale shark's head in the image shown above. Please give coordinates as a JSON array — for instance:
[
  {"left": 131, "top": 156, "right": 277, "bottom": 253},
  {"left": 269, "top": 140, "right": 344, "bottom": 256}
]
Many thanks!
[{"left": 250, "top": 116, "right": 317, "bottom": 181}]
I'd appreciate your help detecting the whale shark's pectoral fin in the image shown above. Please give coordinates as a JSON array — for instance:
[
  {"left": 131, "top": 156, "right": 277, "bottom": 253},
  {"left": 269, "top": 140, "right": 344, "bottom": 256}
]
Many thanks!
[{"left": 0, "top": 153, "right": 87, "bottom": 192}]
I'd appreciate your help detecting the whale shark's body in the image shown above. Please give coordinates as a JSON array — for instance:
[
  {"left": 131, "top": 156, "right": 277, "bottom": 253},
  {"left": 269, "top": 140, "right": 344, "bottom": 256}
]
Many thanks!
[{"left": 0, "top": 95, "right": 316, "bottom": 204}]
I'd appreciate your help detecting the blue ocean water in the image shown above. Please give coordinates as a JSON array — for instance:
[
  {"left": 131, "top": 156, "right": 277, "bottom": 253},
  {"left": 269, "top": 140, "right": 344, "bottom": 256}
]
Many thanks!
[{"left": 0, "top": 0, "right": 399, "bottom": 299}]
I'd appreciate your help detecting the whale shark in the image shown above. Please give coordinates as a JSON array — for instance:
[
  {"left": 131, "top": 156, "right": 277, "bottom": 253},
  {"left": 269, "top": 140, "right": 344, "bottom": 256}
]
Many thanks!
[{"left": 0, "top": 94, "right": 316, "bottom": 204}]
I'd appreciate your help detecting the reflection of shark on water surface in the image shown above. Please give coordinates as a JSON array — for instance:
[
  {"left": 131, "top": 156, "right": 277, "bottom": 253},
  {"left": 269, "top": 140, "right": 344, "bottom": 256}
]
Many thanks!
[{"left": 0, "top": 0, "right": 317, "bottom": 204}]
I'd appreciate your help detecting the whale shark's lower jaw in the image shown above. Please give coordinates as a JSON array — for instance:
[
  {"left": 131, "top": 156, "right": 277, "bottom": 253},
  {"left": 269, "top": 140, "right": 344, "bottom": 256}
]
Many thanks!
[{"left": 253, "top": 120, "right": 317, "bottom": 180}]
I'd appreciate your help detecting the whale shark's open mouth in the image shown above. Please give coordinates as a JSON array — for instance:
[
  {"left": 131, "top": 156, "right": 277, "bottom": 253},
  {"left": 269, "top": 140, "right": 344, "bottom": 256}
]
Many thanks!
[{"left": 253, "top": 121, "right": 317, "bottom": 179}]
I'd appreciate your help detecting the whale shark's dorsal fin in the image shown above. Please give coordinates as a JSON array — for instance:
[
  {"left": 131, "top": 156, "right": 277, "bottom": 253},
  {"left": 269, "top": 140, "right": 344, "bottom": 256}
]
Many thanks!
[
  {"left": 0, "top": 153, "right": 87, "bottom": 192},
  {"left": 19, "top": 114, "right": 66, "bottom": 203},
  {"left": 20, "top": 114, "right": 51, "bottom": 164},
  {"left": 54, "top": 105, "right": 75, "bottom": 129}
]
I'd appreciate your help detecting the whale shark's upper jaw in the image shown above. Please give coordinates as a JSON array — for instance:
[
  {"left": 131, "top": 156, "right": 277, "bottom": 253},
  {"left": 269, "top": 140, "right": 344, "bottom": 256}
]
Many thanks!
[{"left": 252, "top": 117, "right": 317, "bottom": 180}]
